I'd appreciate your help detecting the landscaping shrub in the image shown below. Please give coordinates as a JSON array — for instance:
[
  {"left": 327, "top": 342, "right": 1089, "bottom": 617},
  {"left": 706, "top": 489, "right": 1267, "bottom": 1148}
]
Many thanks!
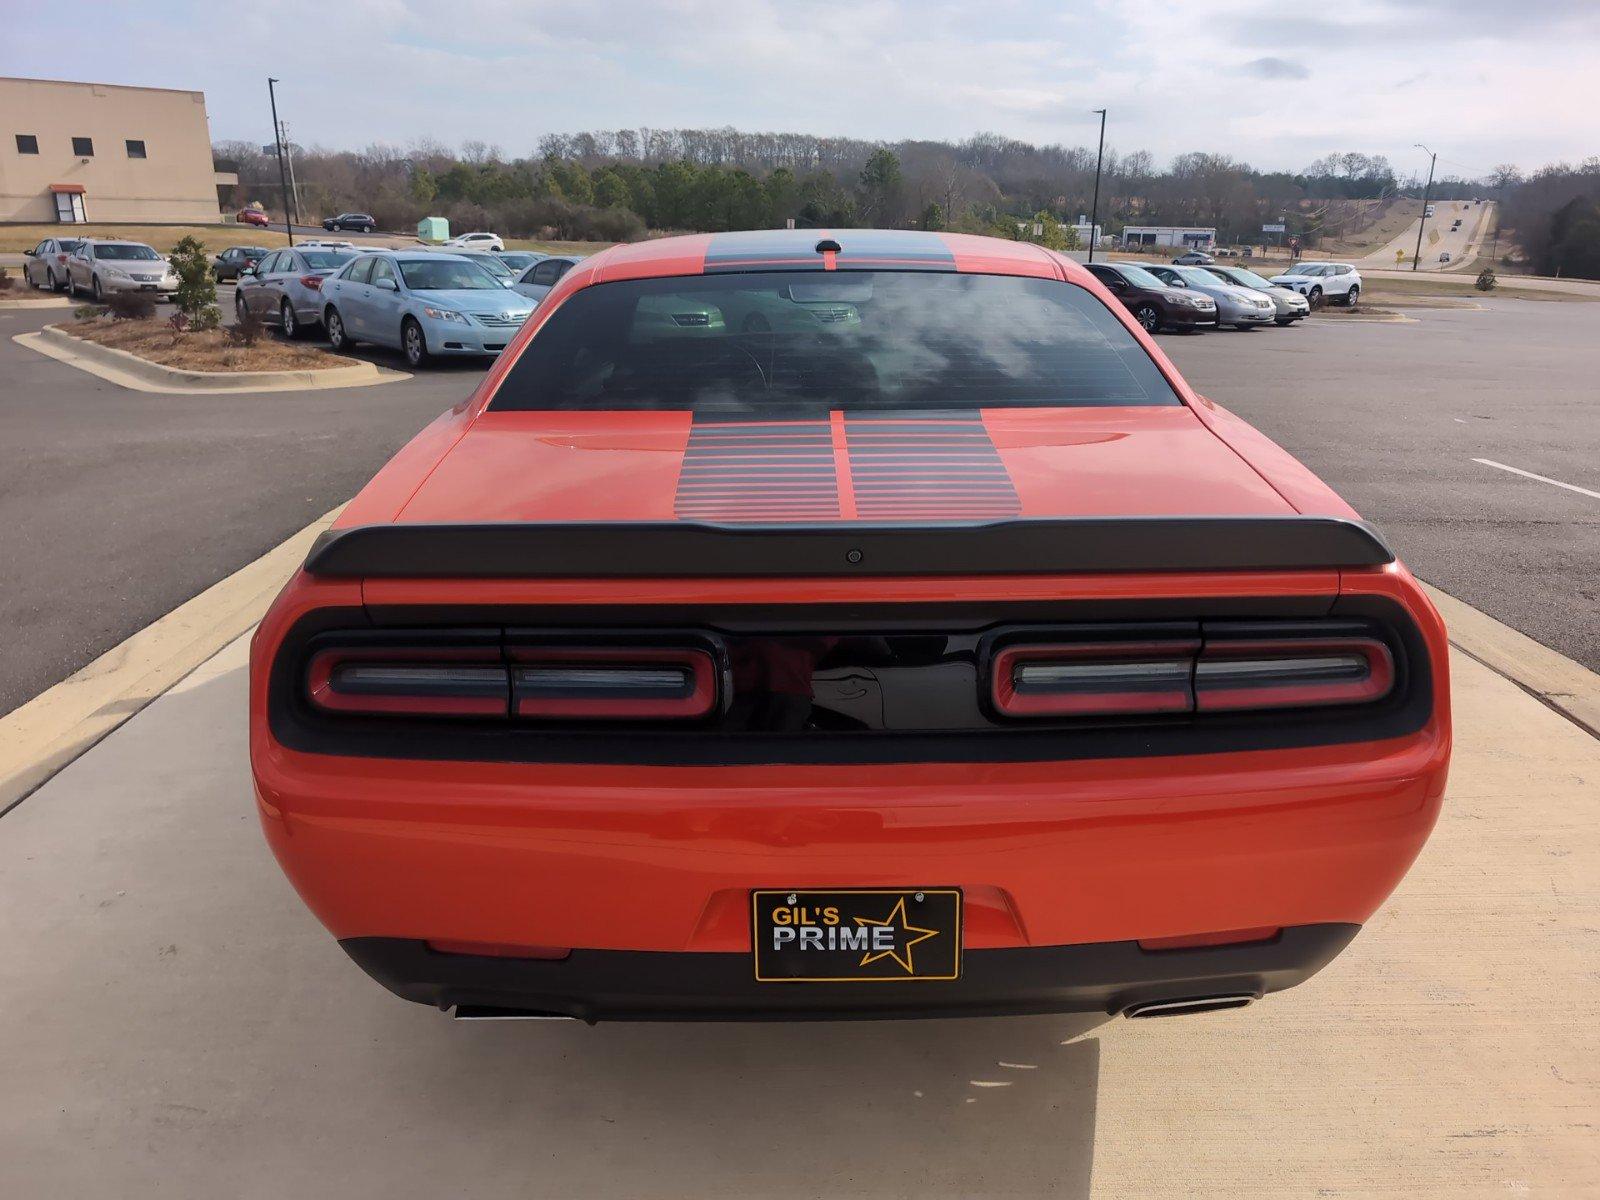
[
  {"left": 105, "top": 290, "right": 158, "bottom": 321},
  {"left": 0, "top": 266, "right": 13, "bottom": 291},
  {"left": 166, "top": 236, "right": 219, "bottom": 329},
  {"left": 73, "top": 303, "right": 105, "bottom": 321},
  {"left": 1475, "top": 267, "right": 1498, "bottom": 291},
  {"left": 225, "top": 301, "right": 267, "bottom": 348}
]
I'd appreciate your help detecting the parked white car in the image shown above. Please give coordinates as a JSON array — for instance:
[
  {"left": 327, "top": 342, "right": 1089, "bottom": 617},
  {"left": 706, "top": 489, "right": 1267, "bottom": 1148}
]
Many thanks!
[
  {"left": 1269, "top": 262, "right": 1362, "bottom": 307},
  {"left": 443, "top": 232, "right": 505, "bottom": 252},
  {"left": 64, "top": 240, "right": 178, "bottom": 302}
]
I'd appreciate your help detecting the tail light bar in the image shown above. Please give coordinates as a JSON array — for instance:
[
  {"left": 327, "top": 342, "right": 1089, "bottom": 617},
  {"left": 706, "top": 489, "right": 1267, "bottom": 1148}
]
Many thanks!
[
  {"left": 991, "top": 633, "right": 1394, "bottom": 719},
  {"left": 305, "top": 638, "right": 719, "bottom": 722},
  {"left": 992, "top": 640, "right": 1199, "bottom": 717},
  {"left": 299, "top": 274, "right": 324, "bottom": 291},
  {"left": 509, "top": 646, "right": 717, "bottom": 720}
]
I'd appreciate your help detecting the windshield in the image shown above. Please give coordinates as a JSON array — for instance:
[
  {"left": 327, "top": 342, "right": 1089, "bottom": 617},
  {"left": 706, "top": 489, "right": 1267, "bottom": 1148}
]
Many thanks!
[
  {"left": 496, "top": 252, "right": 540, "bottom": 270},
  {"left": 1229, "top": 269, "right": 1275, "bottom": 289},
  {"left": 96, "top": 244, "right": 162, "bottom": 261},
  {"left": 396, "top": 258, "right": 502, "bottom": 290},
  {"left": 1115, "top": 264, "right": 1168, "bottom": 290},
  {"left": 491, "top": 271, "right": 1180, "bottom": 414},
  {"left": 59, "top": 239, "right": 85, "bottom": 252},
  {"left": 301, "top": 250, "right": 355, "bottom": 270},
  {"left": 463, "top": 254, "right": 513, "bottom": 280},
  {"left": 1169, "top": 266, "right": 1220, "bottom": 287},
  {"left": 1288, "top": 263, "right": 1325, "bottom": 276}
]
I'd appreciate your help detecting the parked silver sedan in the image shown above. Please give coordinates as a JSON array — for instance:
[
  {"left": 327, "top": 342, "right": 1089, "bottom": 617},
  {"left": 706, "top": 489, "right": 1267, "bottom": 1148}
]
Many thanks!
[
  {"left": 21, "top": 236, "right": 86, "bottom": 291},
  {"left": 1201, "top": 265, "right": 1311, "bottom": 326},
  {"left": 511, "top": 254, "right": 586, "bottom": 303},
  {"left": 65, "top": 240, "right": 178, "bottom": 301},
  {"left": 1136, "top": 263, "right": 1275, "bottom": 330},
  {"left": 234, "top": 245, "right": 361, "bottom": 338}
]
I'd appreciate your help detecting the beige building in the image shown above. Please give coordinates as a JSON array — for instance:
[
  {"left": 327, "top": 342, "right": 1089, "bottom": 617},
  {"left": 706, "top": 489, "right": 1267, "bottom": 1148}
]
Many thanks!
[{"left": 1, "top": 76, "right": 237, "bottom": 224}]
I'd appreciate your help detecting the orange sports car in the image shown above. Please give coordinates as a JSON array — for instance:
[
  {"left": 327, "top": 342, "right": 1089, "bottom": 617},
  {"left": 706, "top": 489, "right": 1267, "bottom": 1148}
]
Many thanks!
[{"left": 250, "top": 230, "right": 1450, "bottom": 1022}]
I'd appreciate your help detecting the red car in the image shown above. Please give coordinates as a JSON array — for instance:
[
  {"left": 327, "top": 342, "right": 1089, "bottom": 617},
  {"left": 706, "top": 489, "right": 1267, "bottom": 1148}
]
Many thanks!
[
  {"left": 250, "top": 230, "right": 1450, "bottom": 1022},
  {"left": 237, "top": 208, "right": 271, "bottom": 228}
]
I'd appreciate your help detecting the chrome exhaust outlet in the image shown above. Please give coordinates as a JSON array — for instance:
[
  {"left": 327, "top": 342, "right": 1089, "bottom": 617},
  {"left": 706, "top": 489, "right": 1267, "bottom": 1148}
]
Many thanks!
[
  {"left": 1123, "top": 993, "right": 1257, "bottom": 1019},
  {"left": 452, "top": 1005, "right": 578, "bottom": 1021}
]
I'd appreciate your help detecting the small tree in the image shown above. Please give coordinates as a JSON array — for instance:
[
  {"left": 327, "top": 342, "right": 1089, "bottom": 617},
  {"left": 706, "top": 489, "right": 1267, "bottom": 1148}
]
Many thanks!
[
  {"left": 1475, "top": 267, "right": 1498, "bottom": 292},
  {"left": 167, "top": 236, "right": 219, "bottom": 330},
  {"left": 918, "top": 202, "right": 946, "bottom": 231},
  {"left": 0, "top": 265, "right": 13, "bottom": 292}
]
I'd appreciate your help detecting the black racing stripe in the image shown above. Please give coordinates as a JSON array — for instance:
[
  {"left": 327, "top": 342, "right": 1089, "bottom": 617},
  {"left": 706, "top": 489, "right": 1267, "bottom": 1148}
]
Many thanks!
[
  {"left": 846, "top": 410, "right": 1020, "bottom": 520},
  {"left": 674, "top": 416, "right": 840, "bottom": 522}
]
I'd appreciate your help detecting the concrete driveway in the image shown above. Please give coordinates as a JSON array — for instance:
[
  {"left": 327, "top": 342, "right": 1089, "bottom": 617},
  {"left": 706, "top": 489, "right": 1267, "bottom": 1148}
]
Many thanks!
[{"left": 1, "top": 621, "right": 1595, "bottom": 1197}]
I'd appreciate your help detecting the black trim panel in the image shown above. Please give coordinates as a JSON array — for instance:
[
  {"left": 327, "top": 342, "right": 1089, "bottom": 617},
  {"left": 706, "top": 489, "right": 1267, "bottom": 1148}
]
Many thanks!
[
  {"left": 304, "top": 517, "right": 1395, "bottom": 579},
  {"left": 339, "top": 924, "right": 1360, "bottom": 1021},
  {"left": 265, "top": 600, "right": 1432, "bottom": 766}
]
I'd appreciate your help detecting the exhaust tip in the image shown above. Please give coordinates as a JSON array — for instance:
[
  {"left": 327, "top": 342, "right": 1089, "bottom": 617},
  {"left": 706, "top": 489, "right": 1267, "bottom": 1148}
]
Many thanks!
[
  {"left": 1123, "top": 993, "right": 1257, "bottom": 1019},
  {"left": 452, "top": 1005, "right": 578, "bottom": 1022}
]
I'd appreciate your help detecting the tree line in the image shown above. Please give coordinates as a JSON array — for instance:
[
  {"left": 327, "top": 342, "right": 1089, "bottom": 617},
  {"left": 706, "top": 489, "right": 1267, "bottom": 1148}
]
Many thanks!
[{"left": 215, "top": 129, "right": 1600, "bottom": 277}]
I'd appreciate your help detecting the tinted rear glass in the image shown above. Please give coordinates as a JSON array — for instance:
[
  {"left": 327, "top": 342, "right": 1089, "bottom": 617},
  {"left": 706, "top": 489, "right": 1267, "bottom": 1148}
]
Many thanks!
[
  {"left": 491, "top": 271, "right": 1179, "bottom": 414},
  {"left": 301, "top": 250, "right": 354, "bottom": 270}
]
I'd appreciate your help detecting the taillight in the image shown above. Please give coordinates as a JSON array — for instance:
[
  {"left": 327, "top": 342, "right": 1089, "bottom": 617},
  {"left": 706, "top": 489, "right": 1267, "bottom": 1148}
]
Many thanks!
[
  {"left": 990, "top": 633, "right": 1394, "bottom": 719},
  {"left": 299, "top": 274, "right": 323, "bottom": 290},
  {"left": 992, "top": 640, "right": 1199, "bottom": 717},
  {"left": 306, "top": 645, "right": 508, "bottom": 717},
  {"left": 1139, "top": 926, "right": 1281, "bottom": 952},
  {"left": 509, "top": 646, "right": 717, "bottom": 720},
  {"left": 1194, "top": 638, "right": 1393, "bottom": 712},
  {"left": 57, "top": 253, "right": 68, "bottom": 264}
]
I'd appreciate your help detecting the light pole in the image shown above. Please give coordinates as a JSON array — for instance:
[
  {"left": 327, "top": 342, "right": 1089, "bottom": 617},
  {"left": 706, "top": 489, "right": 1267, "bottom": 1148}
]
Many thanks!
[
  {"left": 279, "top": 120, "right": 302, "bottom": 225},
  {"left": 267, "top": 77, "right": 294, "bottom": 246},
  {"left": 1087, "top": 108, "right": 1107, "bottom": 263},
  {"left": 1411, "top": 143, "right": 1436, "bottom": 272}
]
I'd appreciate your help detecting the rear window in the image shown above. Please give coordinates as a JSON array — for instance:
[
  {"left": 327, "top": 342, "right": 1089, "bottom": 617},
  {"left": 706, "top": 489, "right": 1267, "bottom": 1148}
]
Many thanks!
[
  {"left": 491, "top": 271, "right": 1180, "bottom": 413},
  {"left": 301, "top": 250, "right": 354, "bottom": 270}
]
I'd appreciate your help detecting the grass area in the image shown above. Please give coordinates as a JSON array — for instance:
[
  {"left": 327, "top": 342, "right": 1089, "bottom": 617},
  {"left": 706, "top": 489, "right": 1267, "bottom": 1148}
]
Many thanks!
[
  {"left": 1364, "top": 275, "right": 1597, "bottom": 303},
  {"left": 59, "top": 317, "right": 357, "bottom": 372}
]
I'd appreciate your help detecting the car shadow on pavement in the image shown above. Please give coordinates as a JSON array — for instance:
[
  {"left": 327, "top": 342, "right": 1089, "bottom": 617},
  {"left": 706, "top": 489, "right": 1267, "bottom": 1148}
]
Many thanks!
[{"left": 366, "top": 987, "right": 1106, "bottom": 1197}]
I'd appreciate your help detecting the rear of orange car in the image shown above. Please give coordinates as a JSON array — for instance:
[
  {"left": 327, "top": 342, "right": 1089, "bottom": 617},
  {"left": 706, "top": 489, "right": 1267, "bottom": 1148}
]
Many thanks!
[{"left": 249, "top": 231, "right": 1450, "bottom": 1021}]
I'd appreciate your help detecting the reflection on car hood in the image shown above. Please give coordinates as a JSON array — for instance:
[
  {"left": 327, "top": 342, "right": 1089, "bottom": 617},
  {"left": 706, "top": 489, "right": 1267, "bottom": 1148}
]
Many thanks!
[{"left": 412, "top": 288, "right": 533, "bottom": 313}]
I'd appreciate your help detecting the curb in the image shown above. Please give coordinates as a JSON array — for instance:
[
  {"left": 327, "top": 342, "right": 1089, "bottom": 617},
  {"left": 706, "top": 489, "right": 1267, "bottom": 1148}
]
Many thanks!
[
  {"left": 0, "top": 504, "right": 341, "bottom": 817},
  {"left": 1422, "top": 582, "right": 1600, "bottom": 739},
  {"left": 15, "top": 324, "right": 406, "bottom": 393},
  {"left": 0, "top": 294, "right": 73, "bottom": 309}
]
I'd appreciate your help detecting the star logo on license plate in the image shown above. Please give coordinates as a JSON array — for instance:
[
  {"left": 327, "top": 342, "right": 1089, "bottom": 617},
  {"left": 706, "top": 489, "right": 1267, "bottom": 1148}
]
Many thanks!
[{"left": 852, "top": 896, "right": 940, "bottom": 975}]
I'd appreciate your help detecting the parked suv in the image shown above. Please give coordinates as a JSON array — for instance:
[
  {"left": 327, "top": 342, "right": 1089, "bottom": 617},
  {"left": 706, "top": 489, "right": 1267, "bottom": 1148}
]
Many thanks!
[
  {"left": 65, "top": 240, "right": 177, "bottom": 301},
  {"left": 1085, "top": 262, "right": 1217, "bottom": 333},
  {"left": 235, "top": 245, "right": 360, "bottom": 338},
  {"left": 21, "top": 236, "right": 86, "bottom": 291},
  {"left": 323, "top": 212, "right": 377, "bottom": 233},
  {"left": 443, "top": 231, "right": 505, "bottom": 252},
  {"left": 1269, "top": 262, "right": 1362, "bottom": 306}
]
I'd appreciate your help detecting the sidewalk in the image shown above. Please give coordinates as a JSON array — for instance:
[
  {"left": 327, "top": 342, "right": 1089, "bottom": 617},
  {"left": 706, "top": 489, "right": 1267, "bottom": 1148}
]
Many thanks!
[{"left": 1, "top": 632, "right": 1596, "bottom": 1197}]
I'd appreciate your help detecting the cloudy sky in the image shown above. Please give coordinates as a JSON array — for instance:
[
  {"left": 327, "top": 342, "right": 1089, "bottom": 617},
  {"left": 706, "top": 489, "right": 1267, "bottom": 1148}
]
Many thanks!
[{"left": 4, "top": 0, "right": 1594, "bottom": 175}]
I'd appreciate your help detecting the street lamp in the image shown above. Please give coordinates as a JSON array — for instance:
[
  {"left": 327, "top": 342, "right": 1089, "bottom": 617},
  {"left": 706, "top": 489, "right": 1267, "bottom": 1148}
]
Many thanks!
[
  {"left": 267, "top": 77, "right": 295, "bottom": 246},
  {"left": 1411, "top": 142, "right": 1436, "bottom": 272},
  {"left": 1088, "top": 108, "right": 1107, "bottom": 263}
]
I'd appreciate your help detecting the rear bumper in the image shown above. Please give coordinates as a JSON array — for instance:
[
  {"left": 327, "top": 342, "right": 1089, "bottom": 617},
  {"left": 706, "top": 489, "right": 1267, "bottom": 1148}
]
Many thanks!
[{"left": 341, "top": 923, "right": 1360, "bottom": 1021}]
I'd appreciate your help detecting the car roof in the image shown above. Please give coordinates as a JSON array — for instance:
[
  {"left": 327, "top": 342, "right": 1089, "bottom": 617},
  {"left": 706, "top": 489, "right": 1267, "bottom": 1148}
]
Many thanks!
[{"left": 581, "top": 228, "right": 1083, "bottom": 286}]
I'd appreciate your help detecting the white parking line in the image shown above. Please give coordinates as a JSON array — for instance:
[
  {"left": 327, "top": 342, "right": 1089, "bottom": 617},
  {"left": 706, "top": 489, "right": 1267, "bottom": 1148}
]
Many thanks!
[{"left": 1473, "top": 458, "right": 1600, "bottom": 501}]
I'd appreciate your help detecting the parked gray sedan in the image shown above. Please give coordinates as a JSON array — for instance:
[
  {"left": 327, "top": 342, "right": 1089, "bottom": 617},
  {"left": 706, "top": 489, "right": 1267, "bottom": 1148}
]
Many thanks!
[
  {"left": 511, "top": 254, "right": 585, "bottom": 304},
  {"left": 234, "top": 246, "right": 361, "bottom": 338},
  {"left": 1201, "top": 265, "right": 1311, "bottom": 326},
  {"left": 1135, "top": 263, "right": 1275, "bottom": 330}
]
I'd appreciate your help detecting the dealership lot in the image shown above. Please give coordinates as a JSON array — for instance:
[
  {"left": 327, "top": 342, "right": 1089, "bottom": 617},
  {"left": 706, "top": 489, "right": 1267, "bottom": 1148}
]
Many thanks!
[{"left": 2, "top": 287, "right": 1597, "bottom": 1196}]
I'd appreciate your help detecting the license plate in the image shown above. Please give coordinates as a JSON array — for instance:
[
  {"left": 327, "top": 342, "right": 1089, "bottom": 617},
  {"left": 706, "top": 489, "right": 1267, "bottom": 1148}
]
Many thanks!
[
  {"left": 751, "top": 889, "right": 961, "bottom": 982},
  {"left": 139, "top": 284, "right": 157, "bottom": 291}
]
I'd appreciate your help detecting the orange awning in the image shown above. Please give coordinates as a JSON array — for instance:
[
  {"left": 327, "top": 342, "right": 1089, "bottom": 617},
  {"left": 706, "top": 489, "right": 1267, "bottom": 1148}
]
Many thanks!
[{"left": 49, "top": 183, "right": 87, "bottom": 194}]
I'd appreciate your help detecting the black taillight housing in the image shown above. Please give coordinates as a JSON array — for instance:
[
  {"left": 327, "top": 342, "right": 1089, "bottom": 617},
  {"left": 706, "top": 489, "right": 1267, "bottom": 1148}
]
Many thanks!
[
  {"left": 988, "top": 622, "right": 1397, "bottom": 721},
  {"left": 303, "top": 631, "right": 723, "bottom": 723}
]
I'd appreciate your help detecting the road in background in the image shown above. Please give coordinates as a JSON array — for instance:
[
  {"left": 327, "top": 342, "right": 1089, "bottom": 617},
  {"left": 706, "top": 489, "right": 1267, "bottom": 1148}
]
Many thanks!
[{"left": 1351, "top": 198, "right": 1495, "bottom": 271}]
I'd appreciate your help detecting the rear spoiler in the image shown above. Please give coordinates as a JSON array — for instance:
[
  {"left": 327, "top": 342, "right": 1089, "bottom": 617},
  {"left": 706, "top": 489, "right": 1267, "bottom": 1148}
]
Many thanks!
[{"left": 303, "top": 517, "right": 1394, "bottom": 579}]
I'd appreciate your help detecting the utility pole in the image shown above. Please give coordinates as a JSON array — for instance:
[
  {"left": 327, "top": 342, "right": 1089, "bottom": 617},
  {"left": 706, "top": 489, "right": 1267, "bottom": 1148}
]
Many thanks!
[
  {"left": 279, "top": 120, "right": 302, "bottom": 225},
  {"left": 1411, "top": 143, "right": 1436, "bottom": 272},
  {"left": 267, "top": 78, "right": 294, "bottom": 246},
  {"left": 1088, "top": 108, "right": 1107, "bottom": 263}
]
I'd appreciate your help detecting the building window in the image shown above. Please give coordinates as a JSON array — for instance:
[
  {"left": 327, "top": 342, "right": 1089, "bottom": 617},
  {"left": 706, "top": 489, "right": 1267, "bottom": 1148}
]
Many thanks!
[
  {"left": 125, "top": 139, "right": 147, "bottom": 159},
  {"left": 72, "top": 136, "right": 94, "bottom": 157},
  {"left": 16, "top": 133, "right": 39, "bottom": 154}
]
